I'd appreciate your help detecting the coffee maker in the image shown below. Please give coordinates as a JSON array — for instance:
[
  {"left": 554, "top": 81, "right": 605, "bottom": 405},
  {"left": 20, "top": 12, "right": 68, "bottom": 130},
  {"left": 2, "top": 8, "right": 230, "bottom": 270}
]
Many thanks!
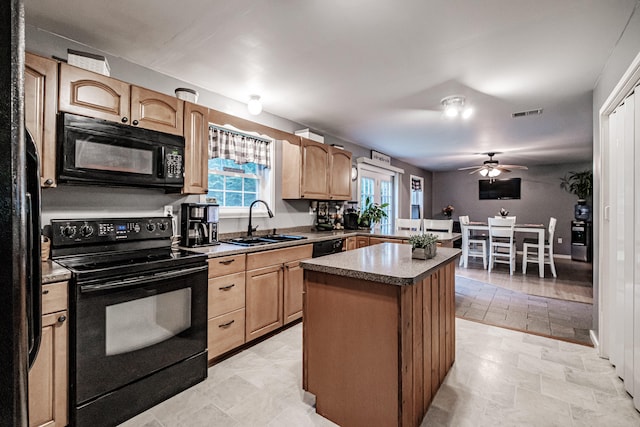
[{"left": 181, "top": 203, "right": 219, "bottom": 247}]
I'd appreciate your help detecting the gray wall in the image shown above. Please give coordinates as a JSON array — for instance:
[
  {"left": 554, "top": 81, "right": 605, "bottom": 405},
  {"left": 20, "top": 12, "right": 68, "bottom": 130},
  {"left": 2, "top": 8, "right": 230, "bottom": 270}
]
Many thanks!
[
  {"left": 591, "top": 7, "right": 640, "bottom": 339},
  {"left": 27, "top": 25, "right": 431, "bottom": 233},
  {"left": 431, "top": 161, "right": 592, "bottom": 255}
]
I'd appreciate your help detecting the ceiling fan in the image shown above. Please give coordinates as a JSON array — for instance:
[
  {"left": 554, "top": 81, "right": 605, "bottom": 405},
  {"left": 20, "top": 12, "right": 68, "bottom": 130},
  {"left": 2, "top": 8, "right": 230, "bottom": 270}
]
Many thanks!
[{"left": 458, "top": 152, "right": 528, "bottom": 178}]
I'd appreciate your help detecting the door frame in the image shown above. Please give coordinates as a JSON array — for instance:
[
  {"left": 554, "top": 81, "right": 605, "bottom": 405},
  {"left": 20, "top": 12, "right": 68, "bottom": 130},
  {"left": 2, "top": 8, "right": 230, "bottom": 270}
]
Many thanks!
[{"left": 597, "top": 50, "right": 640, "bottom": 359}]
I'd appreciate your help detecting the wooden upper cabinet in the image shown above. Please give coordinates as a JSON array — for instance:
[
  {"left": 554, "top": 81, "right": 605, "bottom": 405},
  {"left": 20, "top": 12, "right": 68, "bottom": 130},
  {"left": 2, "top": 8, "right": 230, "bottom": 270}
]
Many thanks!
[
  {"left": 58, "top": 63, "right": 183, "bottom": 136},
  {"left": 25, "top": 53, "right": 58, "bottom": 187},
  {"left": 59, "top": 62, "right": 129, "bottom": 123},
  {"left": 130, "top": 86, "right": 183, "bottom": 136},
  {"left": 301, "top": 138, "right": 330, "bottom": 199},
  {"left": 182, "top": 102, "right": 209, "bottom": 194},
  {"left": 281, "top": 137, "right": 352, "bottom": 200},
  {"left": 329, "top": 147, "right": 352, "bottom": 200}
]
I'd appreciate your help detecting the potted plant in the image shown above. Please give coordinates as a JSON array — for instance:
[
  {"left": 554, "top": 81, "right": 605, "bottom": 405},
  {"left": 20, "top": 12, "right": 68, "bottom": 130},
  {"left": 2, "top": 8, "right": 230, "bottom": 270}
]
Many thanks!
[
  {"left": 358, "top": 196, "right": 389, "bottom": 229},
  {"left": 442, "top": 205, "right": 455, "bottom": 219},
  {"left": 408, "top": 233, "right": 439, "bottom": 259},
  {"left": 560, "top": 170, "right": 593, "bottom": 220}
]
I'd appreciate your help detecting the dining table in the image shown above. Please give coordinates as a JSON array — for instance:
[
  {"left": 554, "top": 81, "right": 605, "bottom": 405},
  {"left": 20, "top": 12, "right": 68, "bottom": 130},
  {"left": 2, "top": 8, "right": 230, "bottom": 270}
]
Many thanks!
[{"left": 462, "top": 222, "right": 547, "bottom": 277}]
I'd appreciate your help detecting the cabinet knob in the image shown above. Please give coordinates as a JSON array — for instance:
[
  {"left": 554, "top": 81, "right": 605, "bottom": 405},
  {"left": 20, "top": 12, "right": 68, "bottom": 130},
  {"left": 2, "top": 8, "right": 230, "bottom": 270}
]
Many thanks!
[
  {"left": 42, "top": 289, "right": 49, "bottom": 295},
  {"left": 132, "top": 120, "right": 139, "bottom": 126},
  {"left": 57, "top": 315, "right": 67, "bottom": 323},
  {"left": 121, "top": 117, "right": 128, "bottom": 123},
  {"left": 44, "top": 178, "right": 53, "bottom": 186}
]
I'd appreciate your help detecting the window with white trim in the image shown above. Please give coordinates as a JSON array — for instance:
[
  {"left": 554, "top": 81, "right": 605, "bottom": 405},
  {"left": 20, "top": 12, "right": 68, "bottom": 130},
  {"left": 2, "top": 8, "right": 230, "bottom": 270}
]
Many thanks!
[{"left": 206, "top": 125, "right": 274, "bottom": 217}]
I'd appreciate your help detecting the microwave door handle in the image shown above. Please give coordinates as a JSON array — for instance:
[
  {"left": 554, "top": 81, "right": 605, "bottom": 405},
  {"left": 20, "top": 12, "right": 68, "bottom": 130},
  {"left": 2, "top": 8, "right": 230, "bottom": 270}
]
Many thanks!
[{"left": 157, "top": 146, "right": 165, "bottom": 178}]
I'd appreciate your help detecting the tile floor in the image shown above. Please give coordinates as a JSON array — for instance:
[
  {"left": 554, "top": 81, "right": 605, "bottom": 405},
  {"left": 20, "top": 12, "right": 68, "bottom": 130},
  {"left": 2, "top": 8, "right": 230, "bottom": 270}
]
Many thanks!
[
  {"left": 457, "top": 257, "right": 593, "bottom": 304},
  {"left": 120, "top": 320, "right": 640, "bottom": 427},
  {"left": 455, "top": 275, "right": 593, "bottom": 345}
]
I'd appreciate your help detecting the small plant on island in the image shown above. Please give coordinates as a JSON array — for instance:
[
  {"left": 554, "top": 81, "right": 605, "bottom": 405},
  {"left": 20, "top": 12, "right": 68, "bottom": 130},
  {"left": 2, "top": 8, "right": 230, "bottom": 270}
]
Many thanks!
[{"left": 408, "top": 233, "right": 439, "bottom": 249}]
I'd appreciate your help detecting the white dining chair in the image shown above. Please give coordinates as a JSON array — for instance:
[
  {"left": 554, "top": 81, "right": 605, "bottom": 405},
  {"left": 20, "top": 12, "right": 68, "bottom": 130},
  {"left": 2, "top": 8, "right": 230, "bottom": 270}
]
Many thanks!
[
  {"left": 395, "top": 218, "right": 421, "bottom": 232},
  {"left": 458, "top": 215, "right": 488, "bottom": 269},
  {"left": 488, "top": 217, "right": 516, "bottom": 275},
  {"left": 522, "top": 217, "right": 557, "bottom": 278},
  {"left": 423, "top": 219, "right": 453, "bottom": 233}
]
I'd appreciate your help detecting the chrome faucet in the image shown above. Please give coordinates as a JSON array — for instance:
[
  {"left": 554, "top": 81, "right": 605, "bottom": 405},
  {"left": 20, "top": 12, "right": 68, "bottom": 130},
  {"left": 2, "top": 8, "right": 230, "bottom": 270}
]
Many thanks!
[{"left": 247, "top": 199, "right": 274, "bottom": 236}]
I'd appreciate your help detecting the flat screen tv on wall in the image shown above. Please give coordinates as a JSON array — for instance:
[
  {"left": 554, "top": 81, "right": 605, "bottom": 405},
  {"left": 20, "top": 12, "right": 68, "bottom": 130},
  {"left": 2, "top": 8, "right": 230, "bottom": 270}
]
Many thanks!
[{"left": 479, "top": 178, "right": 521, "bottom": 200}]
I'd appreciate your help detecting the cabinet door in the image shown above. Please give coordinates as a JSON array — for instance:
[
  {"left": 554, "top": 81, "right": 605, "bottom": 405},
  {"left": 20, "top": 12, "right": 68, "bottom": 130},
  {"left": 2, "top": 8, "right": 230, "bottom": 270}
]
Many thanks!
[
  {"left": 300, "top": 138, "right": 330, "bottom": 199},
  {"left": 281, "top": 139, "right": 302, "bottom": 199},
  {"left": 329, "top": 147, "right": 352, "bottom": 200},
  {"left": 356, "top": 236, "right": 370, "bottom": 248},
  {"left": 130, "top": 86, "right": 184, "bottom": 136},
  {"left": 183, "top": 102, "right": 209, "bottom": 194},
  {"left": 28, "top": 311, "right": 68, "bottom": 427},
  {"left": 25, "top": 53, "right": 58, "bottom": 188},
  {"left": 245, "top": 264, "right": 283, "bottom": 341},
  {"left": 345, "top": 237, "right": 357, "bottom": 251},
  {"left": 284, "top": 260, "right": 304, "bottom": 324},
  {"left": 58, "top": 63, "right": 130, "bottom": 123}
]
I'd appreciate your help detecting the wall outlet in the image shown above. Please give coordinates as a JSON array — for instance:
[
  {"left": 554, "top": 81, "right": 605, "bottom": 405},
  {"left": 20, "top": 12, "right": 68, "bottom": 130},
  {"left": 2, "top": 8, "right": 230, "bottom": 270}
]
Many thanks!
[
  {"left": 164, "top": 205, "right": 173, "bottom": 217},
  {"left": 557, "top": 237, "right": 562, "bottom": 244}
]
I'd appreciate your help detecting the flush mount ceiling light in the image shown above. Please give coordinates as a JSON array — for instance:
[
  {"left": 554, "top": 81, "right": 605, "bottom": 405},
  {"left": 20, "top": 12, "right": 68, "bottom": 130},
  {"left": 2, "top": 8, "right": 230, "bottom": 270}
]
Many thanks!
[
  {"left": 247, "top": 95, "right": 262, "bottom": 115},
  {"left": 441, "top": 95, "right": 473, "bottom": 119}
]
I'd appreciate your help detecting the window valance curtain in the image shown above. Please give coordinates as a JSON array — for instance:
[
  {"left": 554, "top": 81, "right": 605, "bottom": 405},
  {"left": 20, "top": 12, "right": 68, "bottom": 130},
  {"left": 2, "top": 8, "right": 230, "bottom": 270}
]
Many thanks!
[
  {"left": 208, "top": 126, "right": 271, "bottom": 168},
  {"left": 411, "top": 177, "right": 422, "bottom": 191}
]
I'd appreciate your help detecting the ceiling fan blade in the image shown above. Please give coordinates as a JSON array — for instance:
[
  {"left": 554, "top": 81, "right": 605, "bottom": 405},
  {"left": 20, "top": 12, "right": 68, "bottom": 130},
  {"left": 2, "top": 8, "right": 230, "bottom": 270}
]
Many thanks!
[
  {"left": 500, "top": 165, "right": 528, "bottom": 170},
  {"left": 467, "top": 166, "right": 486, "bottom": 175},
  {"left": 499, "top": 167, "right": 512, "bottom": 173},
  {"left": 458, "top": 165, "right": 483, "bottom": 171}
]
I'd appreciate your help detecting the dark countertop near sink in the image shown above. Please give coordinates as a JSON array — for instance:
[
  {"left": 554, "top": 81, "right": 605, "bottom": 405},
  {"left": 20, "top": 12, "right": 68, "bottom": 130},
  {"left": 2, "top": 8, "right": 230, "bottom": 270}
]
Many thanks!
[{"left": 183, "top": 229, "right": 461, "bottom": 258}]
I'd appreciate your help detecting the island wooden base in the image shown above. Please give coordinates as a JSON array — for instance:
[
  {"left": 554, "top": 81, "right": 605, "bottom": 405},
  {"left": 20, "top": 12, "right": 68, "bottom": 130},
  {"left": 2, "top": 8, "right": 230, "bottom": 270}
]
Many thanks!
[{"left": 303, "top": 259, "right": 456, "bottom": 427}]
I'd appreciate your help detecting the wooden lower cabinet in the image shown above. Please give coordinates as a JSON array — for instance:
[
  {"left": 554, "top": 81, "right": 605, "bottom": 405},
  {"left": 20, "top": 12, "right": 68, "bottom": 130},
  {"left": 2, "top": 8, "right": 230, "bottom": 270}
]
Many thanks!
[
  {"left": 356, "top": 236, "right": 370, "bottom": 248},
  {"left": 283, "top": 260, "right": 305, "bottom": 323},
  {"left": 345, "top": 237, "right": 357, "bottom": 251},
  {"left": 245, "top": 244, "right": 313, "bottom": 342},
  {"left": 29, "top": 281, "right": 68, "bottom": 427},
  {"left": 245, "top": 264, "right": 284, "bottom": 341},
  {"left": 369, "top": 237, "right": 405, "bottom": 245},
  {"left": 207, "top": 255, "right": 246, "bottom": 361}
]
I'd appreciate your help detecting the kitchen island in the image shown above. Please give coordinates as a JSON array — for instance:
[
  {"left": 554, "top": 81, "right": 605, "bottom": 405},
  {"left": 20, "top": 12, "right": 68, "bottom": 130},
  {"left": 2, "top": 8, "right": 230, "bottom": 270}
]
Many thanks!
[{"left": 300, "top": 243, "right": 460, "bottom": 427}]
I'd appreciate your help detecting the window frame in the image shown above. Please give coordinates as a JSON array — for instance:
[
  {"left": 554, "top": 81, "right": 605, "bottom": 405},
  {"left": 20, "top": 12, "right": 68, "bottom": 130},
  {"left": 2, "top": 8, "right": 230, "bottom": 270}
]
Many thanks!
[{"left": 201, "top": 124, "right": 275, "bottom": 219}]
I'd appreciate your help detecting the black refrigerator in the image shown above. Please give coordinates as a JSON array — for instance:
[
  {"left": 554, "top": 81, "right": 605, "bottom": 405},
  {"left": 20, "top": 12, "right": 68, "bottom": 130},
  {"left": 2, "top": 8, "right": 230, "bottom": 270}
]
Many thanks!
[{"left": 1, "top": 1, "right": 42, "bottom": 426}]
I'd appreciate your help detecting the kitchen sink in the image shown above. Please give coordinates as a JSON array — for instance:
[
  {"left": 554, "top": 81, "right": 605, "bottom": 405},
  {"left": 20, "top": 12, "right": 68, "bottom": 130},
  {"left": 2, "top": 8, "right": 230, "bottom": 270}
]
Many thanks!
[{"left": 224, "top": 234, "right": 307, "bottom": 246}]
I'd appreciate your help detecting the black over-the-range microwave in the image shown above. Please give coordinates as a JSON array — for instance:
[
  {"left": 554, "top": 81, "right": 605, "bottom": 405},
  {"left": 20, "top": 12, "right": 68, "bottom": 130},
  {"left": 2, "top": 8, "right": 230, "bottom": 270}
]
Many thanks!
[{"left": 57, "top": 113, "right": 185, "bottom": 191}]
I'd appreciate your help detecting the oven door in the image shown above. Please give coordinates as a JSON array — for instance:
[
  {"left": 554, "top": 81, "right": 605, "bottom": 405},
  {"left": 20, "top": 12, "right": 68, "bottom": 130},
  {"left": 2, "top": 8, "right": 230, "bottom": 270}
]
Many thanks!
[{"left": 73, "top": 265, "right": 207, "bottom": 405}]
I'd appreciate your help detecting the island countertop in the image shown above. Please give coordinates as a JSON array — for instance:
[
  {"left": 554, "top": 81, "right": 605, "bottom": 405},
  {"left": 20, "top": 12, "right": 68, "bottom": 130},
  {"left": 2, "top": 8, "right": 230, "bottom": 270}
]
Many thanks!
[{"left": 300, "top": 243, "right": 461, "bottom": 286}]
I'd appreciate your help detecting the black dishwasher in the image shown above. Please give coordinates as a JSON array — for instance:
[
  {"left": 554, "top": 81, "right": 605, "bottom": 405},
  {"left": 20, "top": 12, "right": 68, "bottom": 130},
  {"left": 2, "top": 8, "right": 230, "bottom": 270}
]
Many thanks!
[{"left": 312, "top": 238, "right": 344, "bottom": 257}]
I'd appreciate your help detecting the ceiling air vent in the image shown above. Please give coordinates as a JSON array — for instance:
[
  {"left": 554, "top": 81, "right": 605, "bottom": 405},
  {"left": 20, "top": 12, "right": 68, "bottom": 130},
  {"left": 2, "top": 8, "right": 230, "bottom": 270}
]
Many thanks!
[{"left": 511, "top": 108, "right": 543, "bottom": 118}]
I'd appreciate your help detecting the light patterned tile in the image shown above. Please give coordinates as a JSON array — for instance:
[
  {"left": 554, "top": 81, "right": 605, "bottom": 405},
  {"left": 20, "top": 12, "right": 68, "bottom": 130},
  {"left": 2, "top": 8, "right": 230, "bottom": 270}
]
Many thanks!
[
  {"left": 517, "top": 353, "right": 566, "bottom": 379},
  {"left": 539, "top": 375, "right": 597, "bottom": 409}
]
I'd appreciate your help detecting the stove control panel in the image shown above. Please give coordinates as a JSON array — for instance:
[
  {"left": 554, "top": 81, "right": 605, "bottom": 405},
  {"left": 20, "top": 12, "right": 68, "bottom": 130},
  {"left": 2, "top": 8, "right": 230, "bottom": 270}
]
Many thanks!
[{"left": 51, "top": 217, "right": 173, "bottom": 246}]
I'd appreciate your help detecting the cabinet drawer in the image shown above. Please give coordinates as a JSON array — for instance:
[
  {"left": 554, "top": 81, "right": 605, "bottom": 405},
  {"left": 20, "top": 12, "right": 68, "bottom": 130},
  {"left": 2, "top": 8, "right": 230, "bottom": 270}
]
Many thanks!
[
  {"left": 246, "top": 244, "right": 313, "bottom": 270},
  {"left": 208, "top": 272, "right": 245, "bottom": 318},
  {"left": 208, "top": 309, "right": 245, "bottom": 360},
  {"left": 42, "top": 282, "right": 68, "bottom": 315},
  {"left": 208, "top": 254, "right": 246, "bottom": 277}
]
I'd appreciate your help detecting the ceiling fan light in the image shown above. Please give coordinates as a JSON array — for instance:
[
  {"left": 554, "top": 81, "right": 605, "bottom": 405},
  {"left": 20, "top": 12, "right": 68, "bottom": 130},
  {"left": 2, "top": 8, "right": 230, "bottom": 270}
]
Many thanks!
[
  {"left": 247, "top": 95, "right": 262, "bottom": 115},
  {"left": 488, "top": 168, "right": 501, "bottom": 177},
  {"left": 462, "top": 107, "right": 473, "bottom": 119},
  {"left": 445, "top": 105, "right": 459, "bottom": 117},
  {"left": 479, "top": 168, "right": 489, "bottom": 177}
]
